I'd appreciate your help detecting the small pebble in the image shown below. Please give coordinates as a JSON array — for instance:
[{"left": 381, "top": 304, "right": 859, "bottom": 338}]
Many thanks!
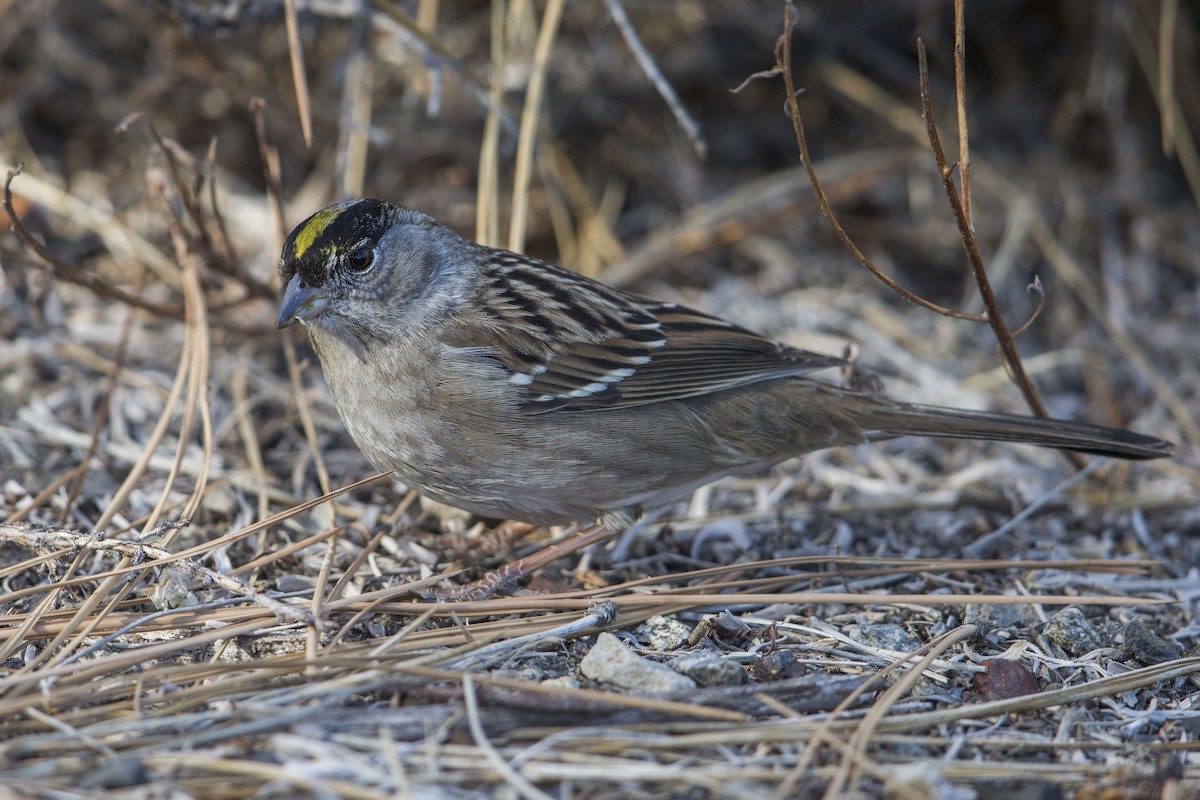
[
  {"left": 672, "top": 652, "right": 749, "bottom": 687},
  {"left": 579, "top": 632, "right": 696, "bottom": 694},
  {"left": 1123, "top": 619, "right": 1182, "bottom": 665},
  {"left": 749, "top": 649, "right": 800, "bottom": 682},
  {"left": 633, "top": 615, "right": 691, "bottom": 651},
  {"left": 973, "top": 659, "right": 1040, "bottom": 701},
  {"left": 1043, "top": 607, "right": 1102, "bottom": 658}
]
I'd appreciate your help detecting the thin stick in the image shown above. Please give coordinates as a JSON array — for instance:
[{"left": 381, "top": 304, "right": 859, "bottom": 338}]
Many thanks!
[
  {"left": 603, "top": 0, "right": 706, "bottom": 158},
  {"left": 282, "top": 337, "right": 333, "bottom": 499},
  {"left": 954, "top": 0, "right": 971, "bottom": 229},
  {"left": 232, "top": 348, "right": 271, "bottom": 522},
  {"left": 463, "top": 674, "right": 556, "bottom": 800},
  {"left": 250, "top": 98, "right": 289, "bottom": 248},
  {"left": 964, "top": 458, "right": 1105, "bottom": 557},
  {"left": 773, "top": 9, "right": 1054, "bottom": 420},
  {"left": 825, "top": 625, "right": 978, "bottom": 797},
  {"left": 155, "top": 184, "right": 214, "bottom": 530},
  {"left": 916, "top": 39, "right": 1055, "bottom": 427},
  {"left": 508, "top": 0, "right": 565, "bottom": 253},
  {"left": 774, "top": 18, "right": 984, "bottom": 322},
  {"left": 284, "top": 0, "right": 314, "bottom": 149},
  {"left": 1159, "top": 0, "right": 1179, "bottom": 157},
  {"left": 0, "top": 523, "right": 312, "bottom": 625},
  {"left": 476, "top": 0, "right": 505, "bottom": 247},
  {"left": 444, "top": 601, "right": 619, "bottom": 671},
  {"left": 58, "top": 271, "right": 142, "bottom": 524},
  {"left": 4, "top": 166, "right": 184, "bottom": 318},
  {"left": 337, "top": 22, "right": 374, "bottom": 198}
]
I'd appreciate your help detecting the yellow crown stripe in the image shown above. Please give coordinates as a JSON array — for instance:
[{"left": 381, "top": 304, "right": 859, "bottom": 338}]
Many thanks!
[{"left": 291, "top": 206, "right": 345, "bottom": 260}]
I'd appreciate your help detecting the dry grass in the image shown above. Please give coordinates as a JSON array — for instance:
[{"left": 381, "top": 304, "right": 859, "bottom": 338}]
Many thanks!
[{"left": 2, "top": 1, "right": 1200, "bottom": 797}]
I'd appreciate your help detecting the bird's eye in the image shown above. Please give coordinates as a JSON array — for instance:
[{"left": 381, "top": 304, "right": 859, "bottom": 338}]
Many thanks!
[{"left": 348, "top": 245, "right": 374, "bottom": 271}]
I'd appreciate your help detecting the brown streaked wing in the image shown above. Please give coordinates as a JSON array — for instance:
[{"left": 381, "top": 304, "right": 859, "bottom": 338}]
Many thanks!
[
  {"left": 460, "top": 250, "right": 844, "bottom": 413},
  {"left": 525, "top": 303, "right": 844, "bottom": 412}
]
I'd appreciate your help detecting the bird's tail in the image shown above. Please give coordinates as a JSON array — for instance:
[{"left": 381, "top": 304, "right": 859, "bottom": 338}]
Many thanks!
[{"left": 859, "top": 401, "right": 1175, "bottom": 461}]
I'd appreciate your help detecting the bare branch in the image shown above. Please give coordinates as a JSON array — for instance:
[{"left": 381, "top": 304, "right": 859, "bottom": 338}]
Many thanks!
[
  {"left": 4, "top": 165, "right": 186, "bottom": 319},
  {"left": 954, "top": 0, "right": 972, "bottom": 229},
  {"left": 774, "top": 5, "right": 985, "bottom": 322},
  {"left": 916, "top": 39, "right": 1056, "bottom": 425},
  {"left": 604, "top": 0, "right": 706, "bottom": 158}
]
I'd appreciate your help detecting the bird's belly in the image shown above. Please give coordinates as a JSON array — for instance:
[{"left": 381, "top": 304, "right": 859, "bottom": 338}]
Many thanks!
[
  {"left": 315, "top": 336, "right": 814, "bottom": 526},
  {"left": 335, "top": 396, "right": 691, "bottom": 525},
  {"left": 317, "top": 350, "right": 600, "bottom": 524}
]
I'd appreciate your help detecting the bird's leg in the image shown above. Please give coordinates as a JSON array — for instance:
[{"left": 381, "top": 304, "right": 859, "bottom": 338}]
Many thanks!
[{"left": 422, "top": 517, "right": 625, "bottom": 601}]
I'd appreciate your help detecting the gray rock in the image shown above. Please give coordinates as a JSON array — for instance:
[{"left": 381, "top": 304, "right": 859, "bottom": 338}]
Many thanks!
[
  {"left": 965, "top": 603, "right": 1038, "bottom": 635},
  {"left": 1123, "top": 618, "right": 1182, "bottom": 665},
  {"left": 750, "top": 649, "right": 801, "bottom": 682},
  {"left": 579, "top": 632, "right": 696, "bottom": 694},
  {"left": 672, "top": 652, "right": 749, "bottom": 687},
  {"left": 884, "top": 761, "right": 977, "bottom": 800},
  {"left": 1044, "top": 608, "right": 1102, "bottom": 658},
  {"left": 633, "top": 615, "right": 692, "bottom": 651},
  {"left": 851, "top": 622, "right": 922, "bottom": 653}
]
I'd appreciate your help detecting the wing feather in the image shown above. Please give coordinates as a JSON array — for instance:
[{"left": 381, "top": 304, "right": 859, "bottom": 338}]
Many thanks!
[{"left": 449, "top": 250, "right": 843, "bottom": 413}]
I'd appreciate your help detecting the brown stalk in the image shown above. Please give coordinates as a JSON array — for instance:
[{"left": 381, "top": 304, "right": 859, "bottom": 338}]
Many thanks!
[
  {"left": 1008, "top": 276, "right": 1046, "bottom": 339},
  {"left": 119, "top": 114, "right": 276, "bottom": 301},
  {"left": 508, "top": 0, "right": 566, "bottom": 253},
  {"left": 250, "top": 97, "right": 289, "bottom": 248},
  {"left": 6, "top": 162, "right": 273, "bottom": 333},
  {"left": 825, "top": 624, "right": 979, "bottom": 798},
  {"left": 773, "top": 5, "right": 1074, "bottom": 469},
  {"left": 250, "top": 97, "right": 333, "bottom": 502},
  {"left": 4, "top": 166, "right": 184, "bottom": 319},
  {"left": 475, "top": 0, "right": 505, "bottom": 247},
  {"left": 774, "top": 12, "right": 983, "bottom": 322},
  {"left": 205, "top": 138, "right": 242, "bottom": 273},
  {"left": 914, "top": 38, "right": 1051, "bottom": 420},
  {"left": 152, "top": 178, "right": 214, "bottom": 530},
  {"left": 954, "top": 0, "right": 972, "bottom": 229},
  {"left": 114, "top": 114, "right": 206, "bottom": 249},
  {"left": 283, "top": 0, "right": 314, "bottom": 149},
  {"left": 28, "top": 164, "right": 217, "bottom": 675}
]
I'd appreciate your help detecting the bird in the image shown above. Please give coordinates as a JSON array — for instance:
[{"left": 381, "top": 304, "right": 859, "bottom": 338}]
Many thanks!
[{"left": 276, "top": 199, "right": 1175, "bottom": 595}]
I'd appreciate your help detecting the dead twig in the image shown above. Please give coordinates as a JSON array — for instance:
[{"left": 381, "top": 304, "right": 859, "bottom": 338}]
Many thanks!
[
  {"left": 914, "top": 39, "right": 1056, "bottom": 426},
  {"left": 57, "top": 269, "right": 143, "bottom": 526},
  {"left": 4, "top": 165, "right": 184, "bottom": 319},
  {"left": 953, "top": 0, "right": 972, "bottom": 229},
  {"left": 118, "top": 114, "right": 276, "bottom": 302},
  {"left": 770, "top": 5, "right": 1079, "bottom": 468},
  {"left": 283, "top": 0, "right": 314, "bottom": 149},
  {"left": 772, "top": 10, "right": 983, "bottom": 322},
  {"left": 0, "top": 522, "right": 312, "bottom": 626},
  {"left": 508, "top": 0, "right": 565, "bottom": 253},
  {"left": 602, "top": 0, "right": 706, "bottom": 158}
]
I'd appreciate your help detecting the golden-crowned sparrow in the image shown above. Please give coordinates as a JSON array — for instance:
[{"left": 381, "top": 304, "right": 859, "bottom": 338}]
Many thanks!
[{"left": 277, "top": 199, "right": 1173, "bottom": 581}]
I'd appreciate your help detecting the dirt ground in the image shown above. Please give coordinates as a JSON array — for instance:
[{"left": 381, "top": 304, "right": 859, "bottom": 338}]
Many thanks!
[{"left": 2, "top": 1, "right": 1199, "bottom": 797}]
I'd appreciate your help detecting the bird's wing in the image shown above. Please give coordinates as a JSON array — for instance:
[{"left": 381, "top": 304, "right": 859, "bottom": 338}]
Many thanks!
[{"left": 454, "top": 250, "right": 843, "bottom": 414}]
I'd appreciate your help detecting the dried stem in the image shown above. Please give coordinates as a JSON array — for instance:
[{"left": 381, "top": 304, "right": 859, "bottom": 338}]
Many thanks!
[
  {"left": 915, "top": 39, "right": 1054, "bottom": 425},
  {"left": 508, "top": 0, "right": 565, "bottom": 253},
  {"left": 120, "top": 115, "right": 276, "bottom": 302},
  {"left": 774, "top": 10, "right": 984, "bottom": 322},
  {"left": 4, "top": 165, "right": 185, "bottom": 319},
  {"left": 283, "top": 0, "right": 314, "bottom": 149},
  {"left": 603, "top": 0, "right": 706, "bottom": 158},
  {"left": 954, "top": 0, "right": 972, "bottom": 229},
  {"left": 774, "top": 5, "right": 1065, "bottom": 448}
]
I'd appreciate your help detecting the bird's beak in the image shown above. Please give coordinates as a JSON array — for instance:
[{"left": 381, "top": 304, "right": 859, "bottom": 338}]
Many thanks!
[{"left": 277, "top": 273, "right": 328, "bottom": 328}]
